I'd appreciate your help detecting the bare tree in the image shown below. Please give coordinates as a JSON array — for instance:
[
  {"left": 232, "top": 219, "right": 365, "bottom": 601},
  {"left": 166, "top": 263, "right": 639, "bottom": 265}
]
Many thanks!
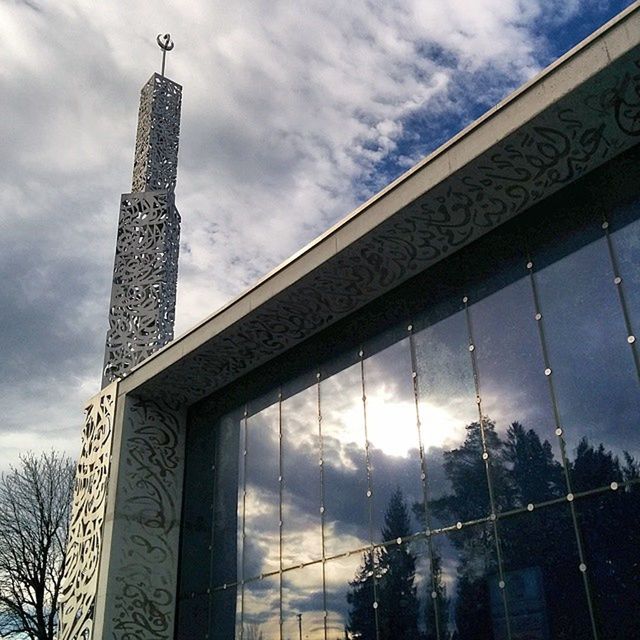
[
  {"left": 0, "top": 451, "right": 75, "bottom": 640},
  {"left": 244, "top": 622, "right": 264, "bottom": 640}
]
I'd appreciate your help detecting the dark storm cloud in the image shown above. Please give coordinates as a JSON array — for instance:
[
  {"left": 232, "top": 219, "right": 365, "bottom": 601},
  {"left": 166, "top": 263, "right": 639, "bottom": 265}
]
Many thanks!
[
  {"left": 0, "top": 234, "right": 108, "bottom": 382},
  {"left": 283, "top": 586, "right": 325, "bottom": 619}
]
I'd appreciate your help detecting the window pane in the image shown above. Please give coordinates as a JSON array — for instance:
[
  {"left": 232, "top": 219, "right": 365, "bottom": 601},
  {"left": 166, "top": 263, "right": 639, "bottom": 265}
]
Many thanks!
[
  {"left": 413, "top": 534, "right": 458, "bottom": 640},
  {"left": 282, "top": 564, "right": 325, "bottom": 640},
  {"left": 533, "top": 233, "right": 640, "bottom": 492},
  {"left": 243, "top": 398, "right": 280, "bottom": 579},
  {"left": 373, "top": 539, "right": 422, "bottom": 639},
  {"left": 420, "top": 523, "right": 498, "bottom": 640},
  {"left": 175, "top": 594, "right": 208, "bottom": 640},
  {"left": 364, "top": 337, "right": 423, "bottom": 543},
  {"left": 469, "top": 277, "right": 564, "bottom": 509},
  {"left": 242, "top": 576, "right": 280, "bottom": 640},
  {"left": 210, "top": 587, "right": 237, "bottom": 640},
  {"left": 321, "top": 358, "right": 369, "bottom": 557},
  {"left": 282, "top": 385, "right": 322, "bottom": 567},
  {"left": 499, "top": 503, "right": 594, "bottom": 640},
  {"left": 325, "top": 553, "right": 374, "bottom": 638},
  {"left": 577, "top": 487, "right": 640, "bottom": 639},
  {"left": 178, "top": 413, "right": 215, "bottom": 637},
  {"left": 413, "top": 310, "right": 487, "bottom": 526},
  {"left": 610, "top": 201, "right": 640, "bottom": 342},
  {"left": 212, "top": 413, "right": 241, "bottom": 589}
]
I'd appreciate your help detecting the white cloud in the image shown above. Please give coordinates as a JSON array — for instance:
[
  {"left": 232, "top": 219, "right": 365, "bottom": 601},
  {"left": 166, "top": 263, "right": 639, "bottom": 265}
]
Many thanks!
[{"left": 0, "top": 0, "right": 623, "bottom": 470}]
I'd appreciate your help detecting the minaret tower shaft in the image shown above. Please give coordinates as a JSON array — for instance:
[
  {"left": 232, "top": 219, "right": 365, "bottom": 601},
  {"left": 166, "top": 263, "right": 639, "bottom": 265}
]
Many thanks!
[{"left": 102, "top": 38, "right": 182, "bottom": 386}]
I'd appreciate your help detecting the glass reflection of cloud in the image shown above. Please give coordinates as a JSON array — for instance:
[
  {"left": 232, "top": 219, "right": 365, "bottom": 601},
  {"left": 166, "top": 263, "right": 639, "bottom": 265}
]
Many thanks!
[
  {"left": 282, "top": 564, "right": 325, "bottom": 640},
  {"left": 418, "top": 399, "right": 470, "bottom": 451},
  {"left": 244, "top": 488, "right": 278, "bottom": 520},
  {"left": 242, "top": 576, "right": 279, "bottom": 635},
  {"left": 282, "top": 569, "right": 319, "bottom": 594},
  {"left": 321, "top": 384, "right": 365, "bottom": 471},
  {"left": 283, "top": 616, "right": 325, "bottom": 640},
  {"left": 243, "top": 585, "right": 277, "bottom": 615},
  {"left": 439, "top": 549, "right": 461, "bottom": 592},
  {"left": 323, "top": 522, "right": 367, "bottom": 555},
  {"left": 244, "top": 486, "right": 279, "bottom": 575},
  {"left": 324, "top": 555, "right": 363, "bottom": 636},
  {"left": 282, "top": 388, "right": 323, "bottom": 566},
  {"left": 480, "top": 387, "right": 536, "bottom": 427},
  {"left": 281, "top": 511, "right": 322, "bottom": 567}
]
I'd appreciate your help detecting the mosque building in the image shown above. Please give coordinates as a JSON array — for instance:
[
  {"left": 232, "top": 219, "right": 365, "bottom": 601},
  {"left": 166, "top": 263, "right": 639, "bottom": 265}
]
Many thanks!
[{"left": 60, "top": 7, "right": 640, "bottom": 639}]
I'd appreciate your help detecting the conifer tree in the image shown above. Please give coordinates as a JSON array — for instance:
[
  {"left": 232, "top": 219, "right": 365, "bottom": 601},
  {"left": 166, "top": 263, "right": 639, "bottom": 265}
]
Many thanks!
[
  {"left": 347, "top": 489, "right": 420, "bottom": 639},
  {"left": 424, "top": 551, "right": 450, "bottom": 640},
  {"left": 347, "top": 548, "right": 378, "bottom": 640},
  {"left": 502, "top": 422, "right": 563, "bottom": 505},
  {"left": 378, "top": 489, "right": 419, "bottom": 640}
]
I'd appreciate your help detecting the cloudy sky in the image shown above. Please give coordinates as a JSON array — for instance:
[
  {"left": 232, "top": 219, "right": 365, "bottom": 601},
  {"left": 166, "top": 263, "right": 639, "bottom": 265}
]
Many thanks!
[{"left": 0, "top": 0, "right": 635, "bottom": 472}]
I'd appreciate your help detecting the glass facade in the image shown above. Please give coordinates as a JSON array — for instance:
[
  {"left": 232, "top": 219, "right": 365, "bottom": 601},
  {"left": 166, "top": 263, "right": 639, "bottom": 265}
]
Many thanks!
[{"left": 177, "top": 163, "right": 640, "bottom": 639}]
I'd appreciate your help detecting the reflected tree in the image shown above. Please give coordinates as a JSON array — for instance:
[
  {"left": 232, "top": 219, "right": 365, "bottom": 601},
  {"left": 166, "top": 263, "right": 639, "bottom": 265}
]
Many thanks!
[
  {"left": 425, "top": 420, "right": 503, "bottom": 638},
  {"left": 343, "top": 408, "right": 640, "bottom": 640},
  {"left": 423, "top": 416, "right": 640, "bottom": 639},
  {"left": 347, "top": 489, "right": 420, "bottom": 640},
  {"left": 424, "top": 551, "right": 450, "bottom": 640},
  {"left": 572, "top": 441, "right": 640, "bottom": 640},
  {"left": 502, "top": 422, "right": 563, "bottom": 505},
  {"left": 347, "top": 548, "right": 379, "bottom": 640},
  {"left": 431, "top": 420, "right": 510, "bottom": 522},
  {"left": 378, "top": 489, "right": 420, "bottom": 640},
  {"left": 572, "top": 438, "right": 623, "bottom": 491}
]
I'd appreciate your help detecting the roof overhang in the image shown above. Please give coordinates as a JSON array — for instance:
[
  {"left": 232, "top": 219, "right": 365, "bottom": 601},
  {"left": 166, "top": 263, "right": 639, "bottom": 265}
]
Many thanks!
[{"left": 119, "top": 3, "right": 640, "bottom": 405}]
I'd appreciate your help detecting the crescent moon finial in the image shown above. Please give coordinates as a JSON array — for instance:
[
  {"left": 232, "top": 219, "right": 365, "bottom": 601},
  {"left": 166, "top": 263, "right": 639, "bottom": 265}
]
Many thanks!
[
  {"left": 157, "top": 33, "right": 175, "bottom": 52},
  {"left": 156, "top": 34, "right": 174, "bottom": 77}
]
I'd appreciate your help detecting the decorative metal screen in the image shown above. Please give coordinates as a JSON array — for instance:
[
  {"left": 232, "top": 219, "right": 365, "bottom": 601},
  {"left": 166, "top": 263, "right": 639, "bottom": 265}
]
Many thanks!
[
  {"left": 132, "top": 74, "right": 182, "bottom": 193},
  {"left": 103, "top": 192, "right": 180, "bottom": 385},
  {"left": 102, "top": 73, "right": 182, "bottom": 386},
  {"left": 59, "top": 385, "right": 117, "bottom": 640}
]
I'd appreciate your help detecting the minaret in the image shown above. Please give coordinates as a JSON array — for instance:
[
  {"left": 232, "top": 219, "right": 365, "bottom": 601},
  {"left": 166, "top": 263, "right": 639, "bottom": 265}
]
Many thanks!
[{"left": 102, "top": 34, "right": 182, "bottom": 386}]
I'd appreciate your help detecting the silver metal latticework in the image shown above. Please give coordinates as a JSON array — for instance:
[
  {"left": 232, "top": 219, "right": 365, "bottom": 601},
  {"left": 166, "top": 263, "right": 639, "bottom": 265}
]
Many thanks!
[
  {"left": 132, "top": 74, "right": 181, "bottom": 192},
  {"left": 102, "top": 73, "right": 182, "bottom": 386},
  {"left": 102, "top": 192, "right": 180, "bottom": 384},
  {"left": 59, "top": 384, "right": 117, "bottom": 640}
]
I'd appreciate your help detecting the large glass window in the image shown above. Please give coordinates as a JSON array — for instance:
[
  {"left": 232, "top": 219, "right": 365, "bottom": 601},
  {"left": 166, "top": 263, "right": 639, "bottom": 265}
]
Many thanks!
[{"left": 178, "top": 180, "right": 639, "bottom": 639}]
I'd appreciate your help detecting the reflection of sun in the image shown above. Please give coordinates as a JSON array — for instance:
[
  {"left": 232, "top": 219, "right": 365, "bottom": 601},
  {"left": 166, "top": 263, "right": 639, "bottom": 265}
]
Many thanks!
[
  {"left": 365, "top": 395, "right": 417, "bottom": 457},
  {"left": 418, "top": 399, "right": 469, "bottom": 451},
  {"left": 339, "top": 387, "right": 468, "bottom": 458}
]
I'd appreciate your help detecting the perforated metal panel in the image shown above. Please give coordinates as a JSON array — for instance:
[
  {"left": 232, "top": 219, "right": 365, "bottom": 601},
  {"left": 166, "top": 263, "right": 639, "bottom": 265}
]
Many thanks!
[{"left": 102, "top": 74, "right": 182, "bottom": 386}]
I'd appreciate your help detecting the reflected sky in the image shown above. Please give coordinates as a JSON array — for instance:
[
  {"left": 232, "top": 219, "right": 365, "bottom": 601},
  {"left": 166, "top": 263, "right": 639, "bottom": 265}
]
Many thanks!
[
  {"left": 415, "top": 309, "right": 478, "bottom": 453},
  {"left": 233, "top": 220, "right": 640, "bottom": 570},
  {"left": 282, "top": 564, "right": 325, "bottom": 640},
  {"left": 611, "top": 213, "right": 640, "bottom": 342},
  {"left": 469, "top": 276, "right": 557, "bottom": 449},
  {"left": 241, "top": 576, "right": 279, "bottom": 639},
  {"left": 365, "top": 338, "right": 424, "bottom": 542},
  {"left": 202, "top": 202, "right": 640, "bottom": 639},
  {"left": 321, "top": 360, "right": 370, "bottom": 555},
  {"left": 282, "top": 385, "right": 323, "bottom": 565},
  {"left": 534, "top": 232, "right": 640, "bottom": 489},
  {"left": 243, "top": 401, "right": 280, "bottom": 578}
]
